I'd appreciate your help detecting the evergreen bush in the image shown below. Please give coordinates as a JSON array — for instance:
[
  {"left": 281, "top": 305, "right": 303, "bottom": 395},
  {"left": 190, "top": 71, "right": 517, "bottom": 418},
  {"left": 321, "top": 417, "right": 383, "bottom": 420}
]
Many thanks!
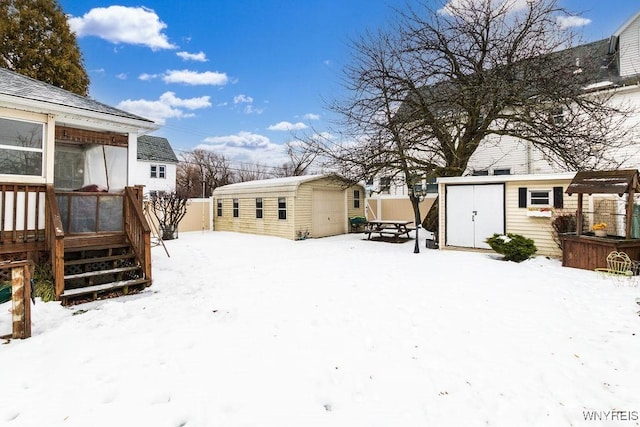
[{"left": 485, "top": 233, "right": 537, "bottom": 262}]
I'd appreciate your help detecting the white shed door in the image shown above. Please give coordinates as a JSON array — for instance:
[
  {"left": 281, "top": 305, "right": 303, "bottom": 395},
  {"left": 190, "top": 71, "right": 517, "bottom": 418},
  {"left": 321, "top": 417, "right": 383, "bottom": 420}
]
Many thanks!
[
  {"left": 446, "top": 184, "right": 504, "bottom": 249},
  {"left": 312, "top": 190, "right": 346, "bottom": 237}
]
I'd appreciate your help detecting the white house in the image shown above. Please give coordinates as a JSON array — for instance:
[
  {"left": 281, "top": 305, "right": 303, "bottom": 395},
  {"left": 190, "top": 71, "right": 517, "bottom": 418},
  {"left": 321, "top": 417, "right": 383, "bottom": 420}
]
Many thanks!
[{"left": 135, "top": 135, "right": 178, "bottom": 197}]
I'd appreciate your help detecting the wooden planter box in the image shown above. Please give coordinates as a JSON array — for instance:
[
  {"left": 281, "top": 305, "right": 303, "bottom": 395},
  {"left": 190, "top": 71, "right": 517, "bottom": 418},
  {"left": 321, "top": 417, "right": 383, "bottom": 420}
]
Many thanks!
[{"left": 561, "top": 233, "right": 640, "bottom": 270}]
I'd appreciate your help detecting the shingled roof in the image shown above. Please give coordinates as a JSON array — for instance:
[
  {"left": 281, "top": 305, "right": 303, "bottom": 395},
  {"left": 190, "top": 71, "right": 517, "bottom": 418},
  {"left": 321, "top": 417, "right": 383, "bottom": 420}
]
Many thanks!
[
  {"left": 137, "top": 135, "right": 178, "bottom": 163},
  {"left": 0, "top": 67, "right": 155, "bottom": 125}
]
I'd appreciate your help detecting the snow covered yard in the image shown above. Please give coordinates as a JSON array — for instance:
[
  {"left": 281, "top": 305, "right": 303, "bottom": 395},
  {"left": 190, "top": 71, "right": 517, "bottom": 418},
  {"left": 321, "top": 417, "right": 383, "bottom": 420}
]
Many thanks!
[{"left": 1, "top": 231, "right": 639, "bottom": 427}]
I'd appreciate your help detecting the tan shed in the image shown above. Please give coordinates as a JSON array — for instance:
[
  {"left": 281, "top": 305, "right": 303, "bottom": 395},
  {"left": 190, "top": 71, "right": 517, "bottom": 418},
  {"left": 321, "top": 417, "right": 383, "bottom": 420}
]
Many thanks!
[
  {"left": 212, "top": 175, "right": 365, "bottom": 240},
  {"left": 437, "top": 172, "right": 576, "bottom": 257}
]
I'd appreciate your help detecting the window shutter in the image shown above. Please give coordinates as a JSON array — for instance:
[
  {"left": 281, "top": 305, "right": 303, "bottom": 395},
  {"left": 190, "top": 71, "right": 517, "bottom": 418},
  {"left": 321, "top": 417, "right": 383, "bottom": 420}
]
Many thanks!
[
  {"left": 518, "top": 187, "right": 527, "bottom": 208},
  {"left": 553, "top": 186, "right": 564, "bottom": 208}
]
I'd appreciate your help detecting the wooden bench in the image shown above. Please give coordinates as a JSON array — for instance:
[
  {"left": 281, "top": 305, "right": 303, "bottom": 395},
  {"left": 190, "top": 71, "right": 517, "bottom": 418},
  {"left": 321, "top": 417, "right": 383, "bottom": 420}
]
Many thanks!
[
  {"left": 349, "top": 216, "right": 368, "bottom": 232},
  {"left": 364, "top": 220, "right": 413, "bottom": 240}
]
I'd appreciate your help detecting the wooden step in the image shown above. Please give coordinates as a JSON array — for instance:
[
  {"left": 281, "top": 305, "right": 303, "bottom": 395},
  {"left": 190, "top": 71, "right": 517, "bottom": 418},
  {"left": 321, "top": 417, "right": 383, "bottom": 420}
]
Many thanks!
[
  {"left": 60, "top": 278, "right": 149, "bottom": 298},
  {"left": 64, "top": 253, "right": 136, "bottom": 267},
  {"left": 64, "top": 265, "right": 141, "bottom": 281},
  {"left": 64, "top": 233, "right": 127, "bottom": 250}
]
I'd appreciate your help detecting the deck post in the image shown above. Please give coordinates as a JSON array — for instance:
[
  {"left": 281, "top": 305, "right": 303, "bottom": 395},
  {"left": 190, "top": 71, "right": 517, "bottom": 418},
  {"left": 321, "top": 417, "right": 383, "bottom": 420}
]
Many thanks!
[{"left": 2, "top": 260, "right": 33, "bottom": 339}]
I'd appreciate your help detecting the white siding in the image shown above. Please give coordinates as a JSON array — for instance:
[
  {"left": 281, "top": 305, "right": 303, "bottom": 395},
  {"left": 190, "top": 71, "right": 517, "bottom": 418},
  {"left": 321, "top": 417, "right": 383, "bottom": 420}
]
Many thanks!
[
  {"left": 133, "top": 160, "right": 177, "bottom": 196},
  {"left": 619, "top": 14, "right": 640, "bottom": 78}
]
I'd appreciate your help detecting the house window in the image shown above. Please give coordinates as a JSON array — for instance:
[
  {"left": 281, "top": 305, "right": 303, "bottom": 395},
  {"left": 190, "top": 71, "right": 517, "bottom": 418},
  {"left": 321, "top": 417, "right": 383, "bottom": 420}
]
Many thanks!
[
  {"left": 551, "top": 107, "right": 564, "bottom": 125},
  {"left": 493, "top": 168, "right": 511, "bottom": 176},
  {"left": 426, "top": 177, "right": 438, "bottom": 193},
  {"left": 278, "top": 197, "right": 287, "bottom": 220},
  {"left": 256, "top": 198, "right": 263, "bottom": 219},
  {"left": 379, "top": 177, "right": 391, "bottom": 194},
  {"left": 217, "top": 200, "right": 222, "bottom": 217},
  {"left": 529, "top": 189, "right": 552, "bottom": 207},
  {"left": 54, "top": 145, "right": 84, "bottom": 190},
  {"left": 354, "top": 190, "right": 360, "bottom": 208},
  {"left": 0, "top": 117, "right": 44, "bottom": 176},
  {"left": 150, "top": 164, "right": 166, "bottom": 179},
  {"left": 472, "top": 170, "right": 489, "bottom": 176},
  {"left": 233, "top": 198, "right": 239, "bottom": 218}
]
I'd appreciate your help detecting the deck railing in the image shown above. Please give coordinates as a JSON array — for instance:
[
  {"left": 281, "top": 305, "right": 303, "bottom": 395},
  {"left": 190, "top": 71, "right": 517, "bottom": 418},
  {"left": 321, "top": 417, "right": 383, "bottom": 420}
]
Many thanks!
[
  {"left": 55, "top": 191, "right": 124, "bottom": 234},
  {"left": 123, "top": 186, "right": 152, "bottom": 283},
  {"left": 0, "top": 183, "right": 46, "bottom": 244},
  {"left": 44, "top": 186, "right": 65, "bottom": 298}
]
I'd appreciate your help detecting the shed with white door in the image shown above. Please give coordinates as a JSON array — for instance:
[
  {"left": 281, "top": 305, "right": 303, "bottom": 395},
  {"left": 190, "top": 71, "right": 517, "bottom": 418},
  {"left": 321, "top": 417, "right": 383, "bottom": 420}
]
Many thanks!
[
  {"left": 437, "top": 173, "right": 576, "bottom": 256},
  {"left": 212, "top": 174, "right": 365, "bottom": 240}
]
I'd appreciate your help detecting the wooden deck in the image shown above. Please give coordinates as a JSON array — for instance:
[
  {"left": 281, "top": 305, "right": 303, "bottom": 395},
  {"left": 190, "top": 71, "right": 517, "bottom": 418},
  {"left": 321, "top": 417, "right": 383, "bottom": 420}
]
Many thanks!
[{"left": 0, "top": 184, "right": 152, "bottom": 303}]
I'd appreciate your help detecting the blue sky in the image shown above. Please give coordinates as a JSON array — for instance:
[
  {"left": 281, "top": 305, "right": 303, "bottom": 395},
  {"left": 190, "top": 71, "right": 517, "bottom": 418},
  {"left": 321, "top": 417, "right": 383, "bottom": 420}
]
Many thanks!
[{"left": 58, "top": 0, "right": 640, "bottom": 168}]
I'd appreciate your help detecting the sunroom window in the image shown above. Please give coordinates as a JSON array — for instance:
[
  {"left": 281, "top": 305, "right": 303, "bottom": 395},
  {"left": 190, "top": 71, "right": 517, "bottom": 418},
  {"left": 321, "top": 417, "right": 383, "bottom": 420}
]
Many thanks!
[{"left": 0, "top": 117, "right": 44, "bottom": 176}]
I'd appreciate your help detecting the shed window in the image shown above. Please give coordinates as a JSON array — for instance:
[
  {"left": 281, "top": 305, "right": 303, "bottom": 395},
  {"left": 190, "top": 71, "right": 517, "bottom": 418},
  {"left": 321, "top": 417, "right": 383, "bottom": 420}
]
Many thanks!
[
  {"left": 354, "top": 190, "right": 360, "bottom": 209},
  {"left": 217, "top": 200, "right": 222, "bottom": 217},
  {"left": 256, "top": 198, "right": 263, "bottom": 219},
  {"left": 233, "top": 198, "right": 239, "bottom": 218},
  {"left": 529, "top": 189, "right": 552, "bottom": 207},
  {"left": 0, "top": 117, "right": 44, "bottom": 176},
  {"left": 426, "top": 177, "right": 438, "bottom": 193},
  {"left": 278, "top": 197, "right": 287, "bottom": 220}
]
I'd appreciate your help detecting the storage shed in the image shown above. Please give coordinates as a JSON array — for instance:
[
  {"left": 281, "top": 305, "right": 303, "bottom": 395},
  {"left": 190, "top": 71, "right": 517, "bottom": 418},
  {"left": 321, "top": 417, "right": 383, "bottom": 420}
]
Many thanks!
[
  {"left": 212, "top": 175, "right": 365, "bottom": 239},
  {"left": 437, "top": 173, "right": 577, "bottom": 256}
]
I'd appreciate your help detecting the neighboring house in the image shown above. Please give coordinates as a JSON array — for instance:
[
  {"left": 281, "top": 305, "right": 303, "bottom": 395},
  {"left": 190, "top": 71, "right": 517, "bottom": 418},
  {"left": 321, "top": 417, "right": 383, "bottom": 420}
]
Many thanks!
[
  {"left": 212, "top": 174, "right": 365, "bottom": 240},
  {"left": 135, "top": 135, "right": 178, "bottom": 197},
  {"left": 0, "top": 67, "right": 159, "bottom": 303},
  {"left": 436, "top": 173, "right": 577, "bottom": 256}
]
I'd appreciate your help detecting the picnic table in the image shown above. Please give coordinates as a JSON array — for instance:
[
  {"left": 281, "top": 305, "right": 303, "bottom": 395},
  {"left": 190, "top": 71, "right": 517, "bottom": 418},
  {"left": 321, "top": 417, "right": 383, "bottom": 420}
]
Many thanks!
[{"left": 364, "top": 220, "right": 414, "bottom": 240}]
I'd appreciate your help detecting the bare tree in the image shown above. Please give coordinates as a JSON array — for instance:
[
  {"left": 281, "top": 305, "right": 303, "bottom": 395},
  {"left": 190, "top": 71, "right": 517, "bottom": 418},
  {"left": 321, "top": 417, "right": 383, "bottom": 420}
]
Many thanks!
[
  {"left": 273, "top": 142, "right": 318, "bottom": 177},
  {"left": 306, "top": 0, "right": 636, "bottom": 249},
  {"left": 148, "top": 191, "right": 188, "bottom": 240},
  {"left": 176, "top": 149, "right": 234, "bottom": 197},
  {"left": 236, "top": 162, "right": 270, "bottom": 182}
]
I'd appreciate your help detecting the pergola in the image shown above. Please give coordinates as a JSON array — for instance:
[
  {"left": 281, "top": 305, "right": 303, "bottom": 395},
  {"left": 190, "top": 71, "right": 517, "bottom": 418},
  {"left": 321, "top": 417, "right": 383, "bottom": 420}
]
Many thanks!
[
  {"left": 562, "top": 169, "right": 640, "bottom": 270},
  {"left": 566, "top": 169, "right": 640, "bottom": 238}
]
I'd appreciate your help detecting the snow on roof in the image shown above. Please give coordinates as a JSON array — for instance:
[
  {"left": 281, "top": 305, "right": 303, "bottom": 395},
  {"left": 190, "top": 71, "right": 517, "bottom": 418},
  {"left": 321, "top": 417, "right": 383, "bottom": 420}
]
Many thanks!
[{"left": 212, "top": 174, "right": 337, "bottom": 196}]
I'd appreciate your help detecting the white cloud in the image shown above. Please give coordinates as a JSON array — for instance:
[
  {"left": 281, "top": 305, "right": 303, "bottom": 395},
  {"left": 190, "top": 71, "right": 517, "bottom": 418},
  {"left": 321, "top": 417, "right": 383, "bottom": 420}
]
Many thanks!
[
  {"left": 139, "top": 73, "right": 159, "bottom": 81},
  {"left": 68, "top": 6, "right": 176, "bottom": 50},
  {"left": 117, "top": 91, "right": 211, "bottom": 125},
  {"left": 557, "top": 15, "right": 591, "bottom": 30},
  {"left": 116, "top": 73, "right": 127, "bottom": 80},
  {"left": 162, "top": 69, "right": 228, "bottom": 85},
  {"left": 231, "top": 94, "right": 263, "bottom": 114},
  {"left": 198, "top": 132, "right": 289, "bottom": 165},
  {"left": 268, "top": 121, "right": 308, "bottom": 131},
  {"left": 439, "top": 0, "right": 529, "bottom": 16},
  {"left": 303, "top": 113, "right": 320, "bottom": 120},
  {"left": 234, "top": 94, "right": 253, "bottom": 104},
  {"left": 176, "top": 51, "right": 208, "bottom": 62}
]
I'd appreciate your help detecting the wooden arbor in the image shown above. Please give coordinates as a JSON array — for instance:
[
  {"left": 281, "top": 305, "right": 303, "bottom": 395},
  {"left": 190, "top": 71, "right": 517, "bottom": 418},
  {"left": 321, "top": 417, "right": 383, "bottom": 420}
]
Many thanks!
[
  {"left": 566, "top": 169, "right": 640, "bottom": 238},
  {"left": 562, "top": 169, "right": 640, "bottom": 270}
]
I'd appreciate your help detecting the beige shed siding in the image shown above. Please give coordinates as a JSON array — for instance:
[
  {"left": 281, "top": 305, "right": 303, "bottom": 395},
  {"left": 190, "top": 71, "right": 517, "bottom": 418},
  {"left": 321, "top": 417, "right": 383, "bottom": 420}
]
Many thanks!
[
  {"left": 505, "top": 180, "right": 577, "bottom": 257},
  {"left": 619, "top": 14, "right": 640, "bottom": 78},
  {"left": 437, "top": 174, "right": 576, "bottom": 257},
  {"left": 212, "top": 176, "right": 364, "bottom": 240},
  {"left": 214, "top": 193, "right": 296, "bottom": 239},
  {"left": 293, "top": 180, "right": 365, "bottom": 237}
]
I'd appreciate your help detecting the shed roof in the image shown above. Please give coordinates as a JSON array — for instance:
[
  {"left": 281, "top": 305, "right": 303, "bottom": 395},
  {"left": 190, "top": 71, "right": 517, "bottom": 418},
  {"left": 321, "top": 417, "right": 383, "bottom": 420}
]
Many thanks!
[
  {"left": 213, "top": 174, "right": 350, "bottom": 196},
  {"left": 0, "top": 67, "right": 156, "bottom": 127},
  {"left": 565, "top": 169, "right": 640, "bottom": 196},
  {"left": 137, "top": 135, "right": 178, "bottom": 163}
]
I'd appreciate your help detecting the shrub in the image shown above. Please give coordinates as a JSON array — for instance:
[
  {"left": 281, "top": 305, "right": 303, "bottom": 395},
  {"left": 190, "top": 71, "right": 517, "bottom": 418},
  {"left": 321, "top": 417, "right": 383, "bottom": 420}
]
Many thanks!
[
  {"left": 551, "top": 213, "right": 577, "bottom": 249},
  {"left": 485, "top": 233, "right": 537, "bottom": 262},
  {"left": 33, "top": 262, "right": 55, "bottom": 302}
]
